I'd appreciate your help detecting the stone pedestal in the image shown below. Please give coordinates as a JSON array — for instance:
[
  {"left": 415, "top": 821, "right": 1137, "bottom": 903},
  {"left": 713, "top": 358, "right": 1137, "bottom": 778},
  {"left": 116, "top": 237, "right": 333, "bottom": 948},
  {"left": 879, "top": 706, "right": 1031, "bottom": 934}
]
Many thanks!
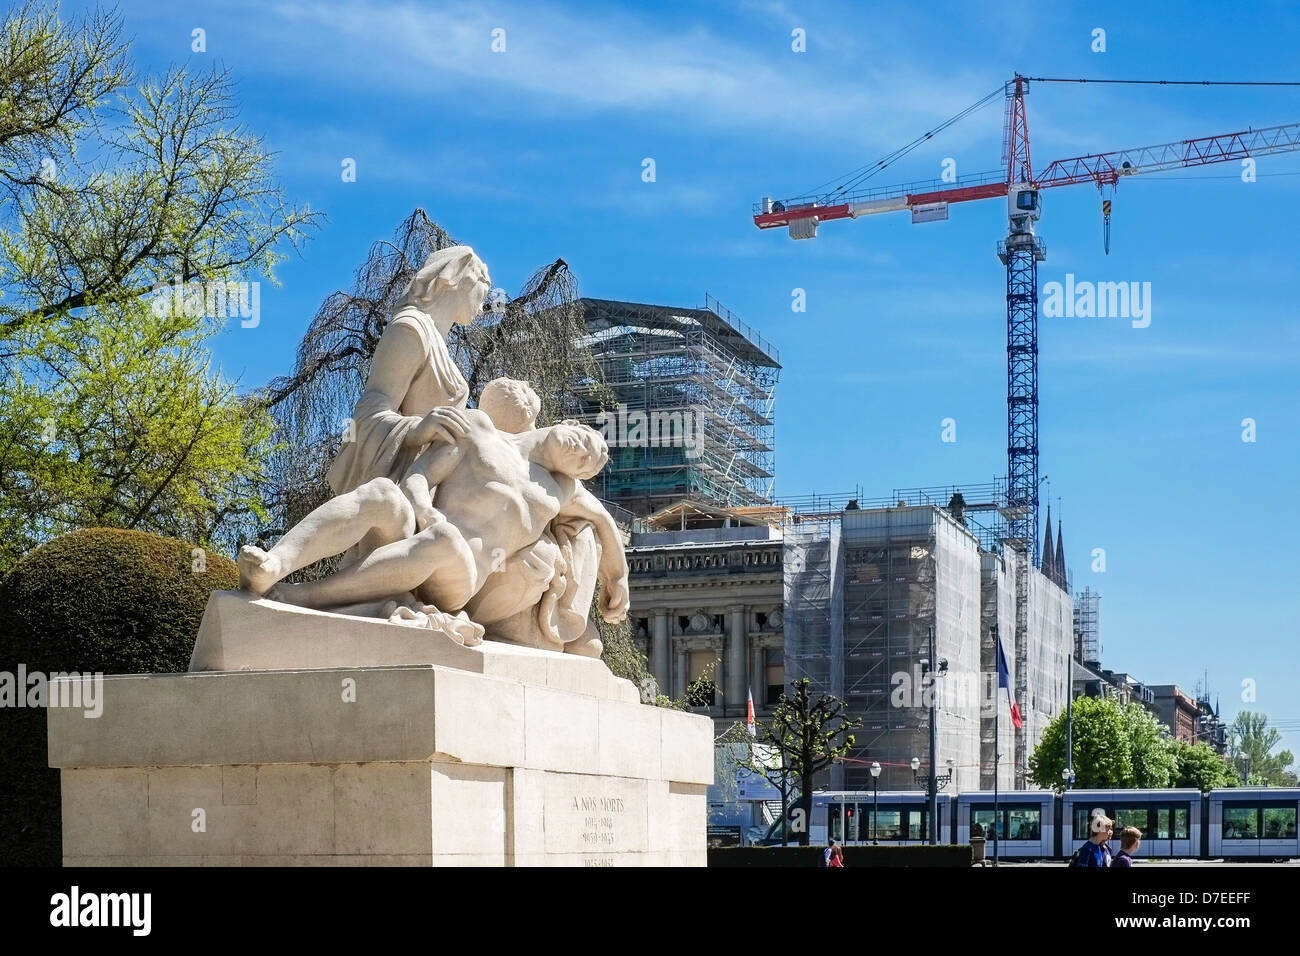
[{"left": 48, "top": 592, "right": 713, "bottom": 866}]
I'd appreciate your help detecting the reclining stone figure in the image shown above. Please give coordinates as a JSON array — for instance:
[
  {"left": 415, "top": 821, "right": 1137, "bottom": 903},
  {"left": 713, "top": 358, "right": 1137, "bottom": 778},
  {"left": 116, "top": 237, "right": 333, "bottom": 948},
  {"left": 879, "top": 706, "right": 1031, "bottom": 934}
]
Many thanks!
[{"left": 238, "top": 410, "right": 630, "bottom": 646}]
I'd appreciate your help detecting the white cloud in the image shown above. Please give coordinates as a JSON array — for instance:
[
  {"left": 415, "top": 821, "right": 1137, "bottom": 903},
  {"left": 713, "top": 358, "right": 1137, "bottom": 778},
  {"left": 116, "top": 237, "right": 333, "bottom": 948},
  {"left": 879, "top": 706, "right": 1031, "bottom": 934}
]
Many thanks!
[{"left": 252, "top": 0, "right": 1000, "bottom": 154}]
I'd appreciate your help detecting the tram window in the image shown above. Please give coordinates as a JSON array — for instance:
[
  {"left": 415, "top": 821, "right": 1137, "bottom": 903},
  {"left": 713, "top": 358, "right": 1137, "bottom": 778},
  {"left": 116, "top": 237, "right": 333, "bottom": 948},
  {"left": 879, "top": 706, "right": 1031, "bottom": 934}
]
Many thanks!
[
  {"left": 972, "top": 809, "right": 997, "bottom": 839},
  {"left": 1073, "top": 806, "right": 1108, "bottom": 836},
  {"left": 1114, "top": 807, "right": 1150, "bottom": 834},
  {"left": 1223, "top": 806, "right": 1258, "bottom": 839},
  {"left": 1007, "top": 808, "right": 1041, "bottom": 840},
  {"left": 1172, "top": 807, "right": 1190, "bottom": 840},
  {"left": 1154, "top": 808, "right": 1171, "bottom": 840},
  {"left": 1262, "top": 806, "right": 1297, "bottom": 839},
  {"left": 972, "top": 805, "right": 1037, "bottom": 840},
  {"left": 905, "top": 810, "right": 927, "bottom": 841},
  {"left": 875, "top": 810, "right": 902, "bottom": 841}
]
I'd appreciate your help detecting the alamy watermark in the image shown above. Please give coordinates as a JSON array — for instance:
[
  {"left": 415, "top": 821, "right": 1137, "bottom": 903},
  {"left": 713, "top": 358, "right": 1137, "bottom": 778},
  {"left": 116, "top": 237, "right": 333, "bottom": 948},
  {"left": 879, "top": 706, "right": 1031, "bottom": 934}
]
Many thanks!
[
  {"left": 50, "top": 886, "right": 150, "bottom": 935},
  {"left": 1042, "top": 273, "right": 1151, "bottom": 328},
  {"left": 594, "top": 404, "right": 704, "bottom": 459},
  {"left": 0, "top": 665, "right": 103, "bottom": 718},
  {"left": 149, "top": 276, "right": 261, "bottom": 328},
  {"left": 890, "top": 665, "right": 1000, "bottom": 716}
]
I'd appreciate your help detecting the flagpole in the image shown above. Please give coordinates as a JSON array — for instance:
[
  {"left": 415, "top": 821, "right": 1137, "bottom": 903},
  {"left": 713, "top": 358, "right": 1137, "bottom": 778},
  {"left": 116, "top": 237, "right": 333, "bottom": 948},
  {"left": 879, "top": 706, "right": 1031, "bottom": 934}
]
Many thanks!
[{"left": 993, "top": 624, "right": 1000, "bottom": 867}]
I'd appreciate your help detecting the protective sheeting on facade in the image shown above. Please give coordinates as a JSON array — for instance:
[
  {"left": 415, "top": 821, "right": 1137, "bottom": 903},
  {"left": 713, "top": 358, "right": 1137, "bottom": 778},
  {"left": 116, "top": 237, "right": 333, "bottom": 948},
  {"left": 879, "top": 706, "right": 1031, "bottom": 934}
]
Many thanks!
[
  {"left": 1018, "top": 565, "right": 1075, "bottom": 776},
  {"left": 980, "top": 546, "right": 1019, "bottom": 791}
]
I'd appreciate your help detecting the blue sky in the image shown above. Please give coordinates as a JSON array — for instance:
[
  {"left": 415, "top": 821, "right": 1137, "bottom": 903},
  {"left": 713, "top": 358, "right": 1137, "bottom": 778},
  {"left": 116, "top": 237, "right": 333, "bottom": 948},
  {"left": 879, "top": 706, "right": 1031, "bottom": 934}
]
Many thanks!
[{"left": 89, "top": 0, "right": 1300, "bottom": 758}]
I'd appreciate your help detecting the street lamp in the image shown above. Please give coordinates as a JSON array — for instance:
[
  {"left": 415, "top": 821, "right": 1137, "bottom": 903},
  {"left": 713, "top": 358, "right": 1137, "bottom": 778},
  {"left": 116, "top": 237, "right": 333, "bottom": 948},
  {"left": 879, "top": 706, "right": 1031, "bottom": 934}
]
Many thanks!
[
  {"left": 910, "top": 756, "right": 921, "bottom": 787},
  {"left": 1062, "top": 766, "right": 1075, "bottom": 789},
  {"left": 922, "top": 626, "right": 946, "bottom": 846},
  {"left": 870, "top": 761, "right": 882, "bottom": 845}
]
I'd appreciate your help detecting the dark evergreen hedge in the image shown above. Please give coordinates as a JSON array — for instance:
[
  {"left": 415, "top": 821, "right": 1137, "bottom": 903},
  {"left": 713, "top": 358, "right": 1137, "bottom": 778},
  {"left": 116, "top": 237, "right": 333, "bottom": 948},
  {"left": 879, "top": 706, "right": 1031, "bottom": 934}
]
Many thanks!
[
  {"left": 709, "top": 844, "right": 975, "bottom": 867},
  {"left": 0, "top": 529, "right": 237, "bottom": 866}
]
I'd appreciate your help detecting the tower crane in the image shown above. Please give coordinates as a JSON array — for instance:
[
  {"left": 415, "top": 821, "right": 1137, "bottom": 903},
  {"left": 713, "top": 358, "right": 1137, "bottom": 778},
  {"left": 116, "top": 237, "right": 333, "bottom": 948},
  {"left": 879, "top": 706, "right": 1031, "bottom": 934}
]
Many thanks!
[
  {"left": 755, "top": 74, "right": 1300, "bottom": 778},
  {"left": 754, "top": 74, "right": 1300, "bottom": 558}
]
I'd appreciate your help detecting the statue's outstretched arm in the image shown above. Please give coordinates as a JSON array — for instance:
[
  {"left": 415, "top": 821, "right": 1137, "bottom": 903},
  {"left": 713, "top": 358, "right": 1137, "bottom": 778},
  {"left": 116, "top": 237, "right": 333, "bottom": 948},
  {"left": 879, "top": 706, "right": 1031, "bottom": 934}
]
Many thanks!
[{"left": 557, "top": 486, "right": 629, "bottom": 621}]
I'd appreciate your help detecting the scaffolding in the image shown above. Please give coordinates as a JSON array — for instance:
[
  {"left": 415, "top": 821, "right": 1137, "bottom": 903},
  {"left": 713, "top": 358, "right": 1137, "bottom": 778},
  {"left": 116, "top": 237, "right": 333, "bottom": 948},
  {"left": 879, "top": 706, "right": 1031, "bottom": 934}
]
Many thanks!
[
  {"left": 782, "top": 519, "right": 843, "bottom": 703},
  {"left": 980, "top": 547, "right": 1018, "bottom": 791},
  {"left": 779, "top": 480, "right": 1019, "bottom": 552},
  {"left": 776, "top": 484, "right": 1073, "bottom": 792},
  {"left": 829, "top": 507, "right": 982, "bottom": 792},
  {"left": 576, "top": 297, "right": 780, "bottom": 515},
  {"left": 1074, "top": 586, "right": 1101, "bottom": 666}
]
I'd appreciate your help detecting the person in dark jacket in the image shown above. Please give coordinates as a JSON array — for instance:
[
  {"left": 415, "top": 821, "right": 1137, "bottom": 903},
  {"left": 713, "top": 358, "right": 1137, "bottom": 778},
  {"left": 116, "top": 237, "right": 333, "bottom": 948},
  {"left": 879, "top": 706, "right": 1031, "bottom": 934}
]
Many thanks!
[
  {"left": 1113, "top": 827, "right": 1141, "bottom": 867},
  {"left": 1071, "top": 812, "right": 1114, "bottom": 866}
]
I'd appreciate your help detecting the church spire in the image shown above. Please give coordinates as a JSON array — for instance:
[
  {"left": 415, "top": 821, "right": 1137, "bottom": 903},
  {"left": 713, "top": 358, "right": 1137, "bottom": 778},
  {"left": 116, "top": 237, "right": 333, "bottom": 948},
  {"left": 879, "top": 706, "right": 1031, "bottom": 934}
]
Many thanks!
[
  {"left": 1040, "top": 504, "right": 1054, "bottom": 575},
  {"left": 1055, "top": 516, "right": 1067, "bottom": 591}
]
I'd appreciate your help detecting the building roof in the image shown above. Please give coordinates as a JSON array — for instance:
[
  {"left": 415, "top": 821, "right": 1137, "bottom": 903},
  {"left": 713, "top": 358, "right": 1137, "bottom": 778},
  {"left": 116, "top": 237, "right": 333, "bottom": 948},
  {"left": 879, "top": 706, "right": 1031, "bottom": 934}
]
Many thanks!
[
  {"left": 643, "top": 499, "right": 783, "bottom": 531},
  {"left": 579, "top": 297, "right": 781, "bottom": 368}
]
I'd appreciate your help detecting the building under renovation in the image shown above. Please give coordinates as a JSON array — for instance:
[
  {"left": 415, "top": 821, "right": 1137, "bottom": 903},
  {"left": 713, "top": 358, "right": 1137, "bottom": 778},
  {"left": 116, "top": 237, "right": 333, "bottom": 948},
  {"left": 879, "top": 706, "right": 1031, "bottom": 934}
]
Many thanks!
[
  {"left": 575, "top": 296, "right": 780, "bottom": 516},
  {"left": 625, "top": 487, "right": 1075, "bottom": 801}
]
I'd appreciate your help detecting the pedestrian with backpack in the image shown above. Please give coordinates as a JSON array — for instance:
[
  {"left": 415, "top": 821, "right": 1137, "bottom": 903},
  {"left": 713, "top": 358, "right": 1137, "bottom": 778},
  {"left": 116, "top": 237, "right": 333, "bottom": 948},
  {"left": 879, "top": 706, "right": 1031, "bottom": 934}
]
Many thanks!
[{"left": 1068, "top": 811, "right": 1113, "bottom": 867}]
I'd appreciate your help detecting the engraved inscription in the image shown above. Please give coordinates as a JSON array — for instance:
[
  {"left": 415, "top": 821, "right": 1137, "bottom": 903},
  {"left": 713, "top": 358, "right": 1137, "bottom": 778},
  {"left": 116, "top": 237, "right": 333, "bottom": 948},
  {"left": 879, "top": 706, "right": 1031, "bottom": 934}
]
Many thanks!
[{"left": 574, "top": 795, "right": 627, "bottom": 852}]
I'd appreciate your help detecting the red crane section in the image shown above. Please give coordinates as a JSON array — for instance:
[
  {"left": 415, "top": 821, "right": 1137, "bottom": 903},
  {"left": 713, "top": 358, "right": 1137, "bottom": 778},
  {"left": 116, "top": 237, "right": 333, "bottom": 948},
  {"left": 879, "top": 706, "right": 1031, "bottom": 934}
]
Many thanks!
[
  {"left": 1032, "top": 122, "right": 1300, "bottom": 189},
  {"left": 753, "top": 73, "right": 1300, "bottom": 237}
]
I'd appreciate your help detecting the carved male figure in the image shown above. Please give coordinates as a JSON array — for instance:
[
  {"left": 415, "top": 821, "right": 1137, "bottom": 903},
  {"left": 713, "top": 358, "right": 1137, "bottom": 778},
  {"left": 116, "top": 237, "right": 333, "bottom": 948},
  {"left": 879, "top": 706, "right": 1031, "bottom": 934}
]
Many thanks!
[{"left": 238, "top": 412, "right": 629, "bottom": 632}]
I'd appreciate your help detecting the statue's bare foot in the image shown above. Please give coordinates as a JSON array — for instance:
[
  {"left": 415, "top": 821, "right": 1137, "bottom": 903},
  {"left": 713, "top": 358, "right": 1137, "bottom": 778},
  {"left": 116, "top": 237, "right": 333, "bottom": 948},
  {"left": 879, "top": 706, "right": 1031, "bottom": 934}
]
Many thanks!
[
  {"left": 387, "top": 603, "right": 485, "bottom": 647},
  {"left": 239, "top": 545, "right": 288, "bottom": 597}
]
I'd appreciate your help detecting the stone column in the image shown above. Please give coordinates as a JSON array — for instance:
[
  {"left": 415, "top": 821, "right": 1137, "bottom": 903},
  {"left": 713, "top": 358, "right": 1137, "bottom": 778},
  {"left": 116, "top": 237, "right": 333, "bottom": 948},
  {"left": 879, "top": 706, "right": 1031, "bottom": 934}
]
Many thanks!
[
  {"left": 728, "top": 605, "right": 746, "bottom": 715},
  {"left": 750, "top": 639, "right": 766, "bottom": 708},
  {"left": 711, "top": 639, "right": 723, "bottom": 711},
  {"left": 652, "top": 611, "right": 670, "bottom": 696},
  {"left": 675, "top": 646, "right": 688, "bottom": 701}
]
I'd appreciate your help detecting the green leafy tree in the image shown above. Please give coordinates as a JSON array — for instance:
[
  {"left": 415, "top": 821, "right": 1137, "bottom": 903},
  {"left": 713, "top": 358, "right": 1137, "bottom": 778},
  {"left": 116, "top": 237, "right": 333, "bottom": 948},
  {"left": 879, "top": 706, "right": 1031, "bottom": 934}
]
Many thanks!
[
  {"left": 1120, "top": 699, "right": 1177, "bottom": 788},
  {"left": 1228, "top": 711, "right": 1297, "bottom": 787},
  {"left": 0, "top": 2, "right": 317, "bottom": 340},
  {"left": 0, "top": 2, "right": 315, "bottom": 565},
  {"left": 1029, "top": 695, "right": 1132, "bottom": 791},
  {"left": 1170, "top": 740, "right": 1238, "bottom": 791},
  {"left": 757, "top": 678, "right": 860, "bottom": 846},
  {"left": 0, "top": 296, "right": 274, "bottom": 567}
]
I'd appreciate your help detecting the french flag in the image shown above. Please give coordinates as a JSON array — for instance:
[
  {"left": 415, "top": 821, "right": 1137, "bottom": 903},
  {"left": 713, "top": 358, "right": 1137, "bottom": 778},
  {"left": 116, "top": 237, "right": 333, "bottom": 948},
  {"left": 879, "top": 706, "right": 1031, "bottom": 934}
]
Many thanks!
[
  {"left": 746, "top": 688, "right": 756, "bottom": 737},
  {"left": 996, "top": 638, "right": 1023, "bottom": 729}
]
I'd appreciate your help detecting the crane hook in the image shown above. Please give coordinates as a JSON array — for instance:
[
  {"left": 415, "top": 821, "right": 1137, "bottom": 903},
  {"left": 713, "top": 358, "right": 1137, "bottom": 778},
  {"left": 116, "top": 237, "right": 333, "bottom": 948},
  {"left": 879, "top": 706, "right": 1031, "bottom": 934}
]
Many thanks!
[{"left": 1102, "top": 198, "right": 1112, "bottom": 255}]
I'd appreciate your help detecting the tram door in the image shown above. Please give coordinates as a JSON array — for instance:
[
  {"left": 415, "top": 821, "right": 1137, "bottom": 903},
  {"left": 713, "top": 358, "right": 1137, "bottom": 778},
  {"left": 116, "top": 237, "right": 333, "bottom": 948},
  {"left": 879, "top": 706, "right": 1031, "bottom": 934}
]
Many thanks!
[
  {"left": 1144, "top": 807, "right": 1172, "bottom": 858},
  {"left": 905, "top": 809, "right": 926, "bottom": 841}
]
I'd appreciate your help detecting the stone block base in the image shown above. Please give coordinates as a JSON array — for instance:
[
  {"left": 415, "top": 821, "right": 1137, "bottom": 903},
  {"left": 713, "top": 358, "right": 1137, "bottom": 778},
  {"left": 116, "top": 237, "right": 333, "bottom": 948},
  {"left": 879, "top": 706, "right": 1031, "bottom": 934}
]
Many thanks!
[{"left": 49, "top": 654, "right": 713, "bottom": 866}]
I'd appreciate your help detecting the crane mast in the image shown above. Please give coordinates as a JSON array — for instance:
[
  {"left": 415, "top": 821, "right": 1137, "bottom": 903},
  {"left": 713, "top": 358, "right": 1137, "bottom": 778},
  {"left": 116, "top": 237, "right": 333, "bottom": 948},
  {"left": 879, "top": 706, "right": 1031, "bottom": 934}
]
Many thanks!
[
  {"left": 1000, "top": 75, "right": 1043, "bottom": 558},
  {"left": 753, "top": 75, "right": 1300, "bottom": 777}
]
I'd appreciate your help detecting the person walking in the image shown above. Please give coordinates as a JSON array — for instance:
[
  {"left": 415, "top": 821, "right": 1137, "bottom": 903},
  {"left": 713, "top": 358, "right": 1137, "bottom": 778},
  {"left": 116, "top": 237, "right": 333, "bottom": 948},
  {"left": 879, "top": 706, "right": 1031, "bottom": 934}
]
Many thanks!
[
  {"left": 1113, "top": 827, "right": 1142, "bottom": 867},
  {"left": 829, "top": 843, "right": 845, "bottom": 868},
  {"left": 1068, "top": 812, "right": 1114, "bottom": 867},
  {"left": 824, "top": 838, "right": 836, "bottom": 867}
]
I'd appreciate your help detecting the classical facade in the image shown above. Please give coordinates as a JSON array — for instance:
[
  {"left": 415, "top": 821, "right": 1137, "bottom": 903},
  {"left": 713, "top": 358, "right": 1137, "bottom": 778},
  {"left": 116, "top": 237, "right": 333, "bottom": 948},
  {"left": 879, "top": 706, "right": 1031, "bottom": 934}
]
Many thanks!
[
  {"left": 626, "top": 498, "right": 1076, "bottom": 798},
  {"left": 625, "top": 502, "right": 784, "bottom": 719}
]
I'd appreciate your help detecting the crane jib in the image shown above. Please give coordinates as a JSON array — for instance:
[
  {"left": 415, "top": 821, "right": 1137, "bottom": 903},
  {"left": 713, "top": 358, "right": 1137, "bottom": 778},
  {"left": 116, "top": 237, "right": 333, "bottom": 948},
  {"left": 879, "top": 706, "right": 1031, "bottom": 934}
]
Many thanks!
[{"left": 752, "top": 181, "right": 1010, "bottom": 228}]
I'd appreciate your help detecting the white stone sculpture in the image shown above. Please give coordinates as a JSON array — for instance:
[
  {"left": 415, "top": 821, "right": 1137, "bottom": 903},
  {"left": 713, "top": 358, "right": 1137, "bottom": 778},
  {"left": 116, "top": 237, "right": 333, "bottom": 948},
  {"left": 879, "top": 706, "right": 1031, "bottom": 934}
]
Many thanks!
[{"left": 237, "top": 246, "right": 629, "bottom": 655}]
